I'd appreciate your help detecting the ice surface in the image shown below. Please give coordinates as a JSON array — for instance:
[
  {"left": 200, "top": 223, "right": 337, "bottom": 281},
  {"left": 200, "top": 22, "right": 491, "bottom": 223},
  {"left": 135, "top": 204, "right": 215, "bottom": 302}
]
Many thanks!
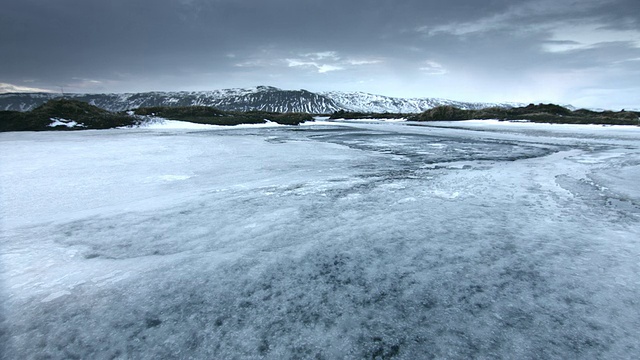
[{"left": 1, "top": 120, "right": 640, "bottom": 359}]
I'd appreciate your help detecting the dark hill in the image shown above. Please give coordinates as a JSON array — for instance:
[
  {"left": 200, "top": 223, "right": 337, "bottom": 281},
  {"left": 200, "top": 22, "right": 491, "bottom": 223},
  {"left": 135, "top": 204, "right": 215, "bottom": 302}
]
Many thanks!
[
  {"left": 133, "top": 106, "right": 313, "bottom": 126},
  {"left": 0, "top": 100, "right": 314, "bottom": 132},
  {"left": 409, "top": 104, "right": 640, "bottom": 125},
  {"left": 0, "top": 99, "right": 138, "bottom": 132}
]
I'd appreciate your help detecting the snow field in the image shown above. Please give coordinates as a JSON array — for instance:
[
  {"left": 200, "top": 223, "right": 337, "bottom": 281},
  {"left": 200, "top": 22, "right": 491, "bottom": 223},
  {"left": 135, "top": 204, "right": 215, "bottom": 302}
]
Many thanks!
[{"left": 1, "top": 120, "right": 640, "bottom": 359}]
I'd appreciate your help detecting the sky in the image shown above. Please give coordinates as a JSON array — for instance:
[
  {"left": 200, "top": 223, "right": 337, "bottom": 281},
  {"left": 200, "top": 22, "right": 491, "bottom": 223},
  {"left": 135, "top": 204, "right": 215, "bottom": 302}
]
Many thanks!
[{"left": 1, "top": 0, "right": 639, "bottom": 109}]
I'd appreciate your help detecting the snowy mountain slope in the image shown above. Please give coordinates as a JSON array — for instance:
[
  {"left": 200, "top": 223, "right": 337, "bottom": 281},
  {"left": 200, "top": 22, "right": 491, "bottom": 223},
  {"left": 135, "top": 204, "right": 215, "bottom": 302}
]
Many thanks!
[
  {"left": 321, "top": 91, "right": 522, "bottom": 113},
  {"left": 0, "top": 86, "right": 520, "bottom": 114},
  {"left": 208, "top": 86, "right": 343, "bottom": 113},
  {"left": 0, "top": 92, "right": 61, "bottom": 112}
]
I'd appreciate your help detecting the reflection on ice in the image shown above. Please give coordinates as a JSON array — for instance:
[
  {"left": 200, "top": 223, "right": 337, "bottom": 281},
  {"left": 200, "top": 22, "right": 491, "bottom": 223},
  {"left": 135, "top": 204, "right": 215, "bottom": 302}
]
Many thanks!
[{"left": 1, "top": 120, "right": 640, "bottom": 358}]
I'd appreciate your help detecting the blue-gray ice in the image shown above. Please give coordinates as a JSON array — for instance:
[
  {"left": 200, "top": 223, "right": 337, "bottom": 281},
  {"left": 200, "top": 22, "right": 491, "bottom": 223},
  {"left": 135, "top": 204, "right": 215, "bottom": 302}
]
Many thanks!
[{"left": 1, "top": 119, "right": 640, "bottom": 359}]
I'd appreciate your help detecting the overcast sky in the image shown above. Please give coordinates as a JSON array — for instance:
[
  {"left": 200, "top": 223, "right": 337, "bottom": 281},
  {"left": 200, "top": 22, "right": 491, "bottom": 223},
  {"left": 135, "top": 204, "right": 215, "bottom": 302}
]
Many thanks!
[{"left": 1, "top": 0, "right": 639, "bottom": 109}]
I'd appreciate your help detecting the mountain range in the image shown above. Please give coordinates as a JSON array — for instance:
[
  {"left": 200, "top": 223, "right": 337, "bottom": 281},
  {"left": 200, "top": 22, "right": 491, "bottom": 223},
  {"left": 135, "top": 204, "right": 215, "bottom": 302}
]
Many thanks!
[{"left": 0, "top": 86, "right": 523, "bottom": 114}]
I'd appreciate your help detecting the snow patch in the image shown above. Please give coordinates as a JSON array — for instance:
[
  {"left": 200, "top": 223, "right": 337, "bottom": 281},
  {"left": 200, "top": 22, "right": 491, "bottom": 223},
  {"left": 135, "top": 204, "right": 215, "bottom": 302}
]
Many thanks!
[
  {"left": 431, "top": 189, "right": 461, "bottom": 200},
  {"left": 48, "top": 118, "right": 85, "bottom": 128}
]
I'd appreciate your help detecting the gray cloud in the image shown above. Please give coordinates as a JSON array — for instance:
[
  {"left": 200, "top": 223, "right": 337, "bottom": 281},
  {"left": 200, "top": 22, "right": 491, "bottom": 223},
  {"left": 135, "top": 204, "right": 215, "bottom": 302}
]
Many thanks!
[{"left": 1, "top": 0, "right": 638, "bottom": 108}]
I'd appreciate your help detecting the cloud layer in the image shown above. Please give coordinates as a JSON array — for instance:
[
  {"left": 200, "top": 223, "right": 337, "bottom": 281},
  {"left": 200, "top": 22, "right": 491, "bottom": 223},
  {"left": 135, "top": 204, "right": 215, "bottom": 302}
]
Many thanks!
[{"left": 1, "top": 0, "right": 638, "bottom": 108}]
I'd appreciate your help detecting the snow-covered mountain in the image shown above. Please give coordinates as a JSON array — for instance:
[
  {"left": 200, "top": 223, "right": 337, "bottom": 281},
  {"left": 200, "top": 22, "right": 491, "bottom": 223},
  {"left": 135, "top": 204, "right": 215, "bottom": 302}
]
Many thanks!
[
  {"left": 321, "top": 91, "right": 523, "bottom": 112},
  {"left": 0, "top": 86, "right": 520, "bottom": 114},
  {"left": 0, "top": 86, "right": 343, "bottom": 113}
]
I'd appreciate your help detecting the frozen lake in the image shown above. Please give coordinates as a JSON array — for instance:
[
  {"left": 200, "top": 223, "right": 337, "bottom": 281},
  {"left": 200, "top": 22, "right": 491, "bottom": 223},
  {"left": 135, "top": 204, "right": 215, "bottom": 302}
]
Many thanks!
[{"left": 2, "top": 120, "right": 640, "bottom": 359}]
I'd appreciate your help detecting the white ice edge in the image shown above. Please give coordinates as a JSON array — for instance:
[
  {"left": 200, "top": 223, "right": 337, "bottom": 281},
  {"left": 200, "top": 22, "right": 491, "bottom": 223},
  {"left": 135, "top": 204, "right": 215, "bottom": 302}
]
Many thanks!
[{"left": 135, "top": 118, "right": 286, "bottom": 130}]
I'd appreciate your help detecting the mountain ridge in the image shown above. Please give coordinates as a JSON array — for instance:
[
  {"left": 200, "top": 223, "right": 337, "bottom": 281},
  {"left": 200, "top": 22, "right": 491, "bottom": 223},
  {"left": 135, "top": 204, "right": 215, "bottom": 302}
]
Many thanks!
[{"left": 0, "top": 86, "right": 522, "bottom": 114}]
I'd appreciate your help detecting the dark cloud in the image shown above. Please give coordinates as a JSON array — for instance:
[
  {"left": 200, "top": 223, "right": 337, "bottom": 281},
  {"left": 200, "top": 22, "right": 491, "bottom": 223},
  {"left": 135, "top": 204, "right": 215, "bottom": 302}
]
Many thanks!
[{"left": 1, "top": 0, "right": 638, "bottom": 108}]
